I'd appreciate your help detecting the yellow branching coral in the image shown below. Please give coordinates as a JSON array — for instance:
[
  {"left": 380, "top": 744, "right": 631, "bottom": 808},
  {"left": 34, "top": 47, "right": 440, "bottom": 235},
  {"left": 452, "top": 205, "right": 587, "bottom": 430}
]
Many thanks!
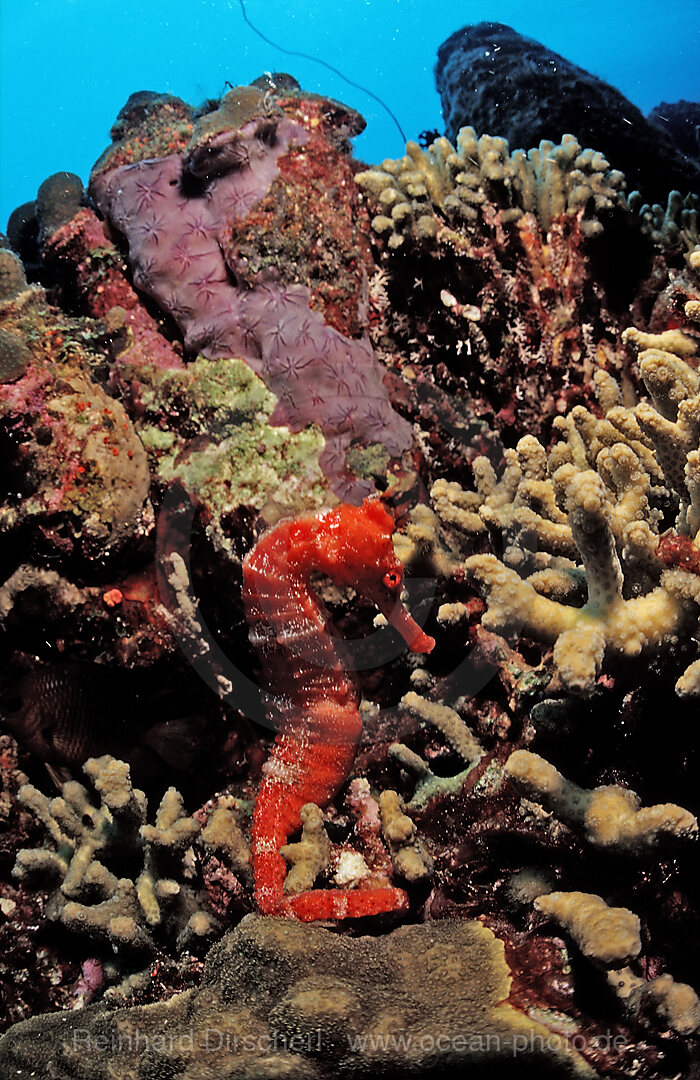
[
  {"left": 356, "top": 129, "right": 626, "bottom": 249},
  {"left": 535, "top": 891, "right": 642, "bottom": 965},
  {"left": 279, "top": 802, "right": 331, "bottom": 895},
  {"left": 13, "top": 755, "right": 216, "bottom": 954},
  {"left": 378, "top": 789, "right": 433, "bottom": 882},
  {"left": 446, "top": 270, "right": 700, "bottom": 694},
  {"left": 505, "top": 750, "right": 697, "bottom": 851},
  {"left": 465, "top": 460, "right": 687, "bottom": 692}
]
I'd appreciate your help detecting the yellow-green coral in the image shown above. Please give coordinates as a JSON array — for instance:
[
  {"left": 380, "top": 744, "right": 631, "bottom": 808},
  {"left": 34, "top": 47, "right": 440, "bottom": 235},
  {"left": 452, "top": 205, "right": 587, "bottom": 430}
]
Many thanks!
[
  {"left": 505, "top": 749, "right": 697, "bottom": 851},
  {"left": 390, "top": 691, "right": 485, "bottom": 809},
  {"left": 534, "top": 891, "right": 641, "bottom": 965},
  {"left": 356, "top": 128, "right": 626, "bottom": 249},
  {"left": 134, "top": 355, "right": 330, "bottom": 557},
  {"left": 200, "top": 803, "right": 251, "bottom": 875},
  {"left": 0, "top": 915, "right": 596, "bottom": 1078}
]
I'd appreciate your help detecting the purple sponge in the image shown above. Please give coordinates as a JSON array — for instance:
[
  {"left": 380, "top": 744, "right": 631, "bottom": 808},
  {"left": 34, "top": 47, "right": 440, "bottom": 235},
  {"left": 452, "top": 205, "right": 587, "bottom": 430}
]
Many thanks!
[{"left": 91, "top": 102, "right": 411, "bottom": 499}]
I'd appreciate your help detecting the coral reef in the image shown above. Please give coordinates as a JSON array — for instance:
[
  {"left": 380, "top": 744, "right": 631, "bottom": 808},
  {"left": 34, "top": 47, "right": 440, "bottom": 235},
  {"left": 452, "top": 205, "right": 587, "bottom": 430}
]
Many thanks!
[
  {"left": 2, "top": 34, "right": 700, "bottom": 1079},
  {"left": 434, "top": 23, "right": 699, "bottom": 202},
  {"left": 0, "top": 282, "right": 152, "bottom": 560},
  {"left": 357, "top": 129, "right": 626, "bottom": 243}
]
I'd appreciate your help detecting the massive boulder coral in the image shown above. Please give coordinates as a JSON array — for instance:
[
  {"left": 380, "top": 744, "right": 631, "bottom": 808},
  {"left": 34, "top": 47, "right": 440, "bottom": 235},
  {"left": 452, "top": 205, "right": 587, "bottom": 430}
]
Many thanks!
[{"left": 0, "top": 914, "right": 595, "bottom": 1079}]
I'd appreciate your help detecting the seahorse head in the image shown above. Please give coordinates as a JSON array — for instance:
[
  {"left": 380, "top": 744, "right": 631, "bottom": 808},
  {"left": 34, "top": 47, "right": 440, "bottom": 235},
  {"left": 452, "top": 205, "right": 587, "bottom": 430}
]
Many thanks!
[{"left": 312, "top": 499, "right": 435, "bottom": 654}]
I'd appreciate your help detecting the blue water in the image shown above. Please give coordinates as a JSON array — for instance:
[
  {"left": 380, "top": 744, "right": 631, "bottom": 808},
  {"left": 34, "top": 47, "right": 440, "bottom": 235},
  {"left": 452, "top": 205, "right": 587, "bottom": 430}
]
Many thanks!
[{"left": 1, "top": 0, "right": 698, "bottom": 230}]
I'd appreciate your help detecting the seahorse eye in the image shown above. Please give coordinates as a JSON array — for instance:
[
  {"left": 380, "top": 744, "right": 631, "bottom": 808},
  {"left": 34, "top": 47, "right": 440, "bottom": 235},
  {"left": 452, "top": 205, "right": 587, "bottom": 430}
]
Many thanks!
[{"left": 383, "top": 570, "right": 401, "bottom": 590}]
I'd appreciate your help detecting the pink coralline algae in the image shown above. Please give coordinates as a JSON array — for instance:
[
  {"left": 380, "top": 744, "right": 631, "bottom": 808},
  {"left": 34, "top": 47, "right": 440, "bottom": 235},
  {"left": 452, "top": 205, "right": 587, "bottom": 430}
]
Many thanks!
[{"left": 89, "top": 87, "right": 412, "bottom": 499}]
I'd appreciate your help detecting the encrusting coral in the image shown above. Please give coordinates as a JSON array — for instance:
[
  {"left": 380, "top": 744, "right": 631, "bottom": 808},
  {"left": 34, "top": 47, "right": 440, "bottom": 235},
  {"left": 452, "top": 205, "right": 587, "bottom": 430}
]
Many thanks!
[
  {"left": 87, "top": 84, "right": 412, "bottom": 501},
  {"left": 0, "top": 283, "right": 153, "bottom": 559},
  {"left": 0, "top": 915, "right": 595, "bottom": 1079}
]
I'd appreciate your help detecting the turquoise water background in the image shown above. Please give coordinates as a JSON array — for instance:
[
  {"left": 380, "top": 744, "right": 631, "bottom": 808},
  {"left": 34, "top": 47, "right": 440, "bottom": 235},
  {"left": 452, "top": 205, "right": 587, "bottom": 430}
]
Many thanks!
[{"left": 1, "top": 0, "right": 698, "bottom": 229}]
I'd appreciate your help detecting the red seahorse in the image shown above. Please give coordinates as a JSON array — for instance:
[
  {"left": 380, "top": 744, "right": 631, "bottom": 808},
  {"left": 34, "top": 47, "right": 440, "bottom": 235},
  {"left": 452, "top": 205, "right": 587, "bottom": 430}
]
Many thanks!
[{"left": 242, "top": 498, "right": 434, "bottom": 920}]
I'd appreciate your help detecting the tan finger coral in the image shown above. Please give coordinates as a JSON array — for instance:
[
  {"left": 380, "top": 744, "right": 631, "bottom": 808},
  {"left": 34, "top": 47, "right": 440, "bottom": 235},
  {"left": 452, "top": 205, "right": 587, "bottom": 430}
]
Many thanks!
[
  {"left": 534, "top": 891, "right": 642, "bottom": 965},
  {"left": 458, "top": 284, "right": 700, "bottom": 693},
  {"left": 505, "top": 750, "right": 698, "bottom": 851}
]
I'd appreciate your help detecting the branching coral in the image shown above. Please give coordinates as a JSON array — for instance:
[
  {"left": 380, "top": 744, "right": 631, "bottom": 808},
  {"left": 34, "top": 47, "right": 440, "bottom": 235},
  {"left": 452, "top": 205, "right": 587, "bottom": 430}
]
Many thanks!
[
  {"left": 534, "top": 891, "right": 642, "bottom": 965},
  {"left": 426, "top": 267, "right": 700, "bottom": 693},
  {"left": 378, "top": 789, "right": 433, "bottom": 881},
  {"left": 12, "top": 756, "right": 216, "bottom": 955},
  {"left": 358, "top": 127, "right": 642, "bottom": 447},
  {"left": 389, "top": 691, "right": 484, "bottom": 809},
  {"left": 609, "top": 966, "right": 700, "bottom": 1035},
  {"left": 465, "top": 463, "right": 687, "bottom": 692},
  {"left": 279, "top": 802, "right": 331, "bottom": 895},
  {"left": 356, "top": 129, "right": 626, "bottom": 247},
  {"left": 505, "top": 749, "right": 697, "bottom": 851},
  {"left": 629, "top": 189, "right": 700, "bottom": 255}
]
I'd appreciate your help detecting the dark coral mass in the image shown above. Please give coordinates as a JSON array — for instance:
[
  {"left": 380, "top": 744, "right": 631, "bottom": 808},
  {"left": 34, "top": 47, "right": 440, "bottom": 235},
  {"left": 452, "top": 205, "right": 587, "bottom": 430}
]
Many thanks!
[{"left": 435, "top": 22, "right": 700, "bottom": 203}]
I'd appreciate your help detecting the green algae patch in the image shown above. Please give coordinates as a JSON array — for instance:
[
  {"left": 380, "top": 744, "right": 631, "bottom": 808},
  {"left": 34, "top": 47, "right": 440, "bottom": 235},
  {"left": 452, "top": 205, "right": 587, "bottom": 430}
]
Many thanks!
[{"left": 133, "top": 356, "right": 330, "bottom": 548}]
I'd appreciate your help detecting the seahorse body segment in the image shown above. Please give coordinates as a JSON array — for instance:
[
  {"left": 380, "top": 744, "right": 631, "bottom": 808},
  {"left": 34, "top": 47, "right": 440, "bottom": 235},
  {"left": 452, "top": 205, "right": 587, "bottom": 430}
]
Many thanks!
[{"left": 242, "top": 498, "right": 434, "bottom": 920}]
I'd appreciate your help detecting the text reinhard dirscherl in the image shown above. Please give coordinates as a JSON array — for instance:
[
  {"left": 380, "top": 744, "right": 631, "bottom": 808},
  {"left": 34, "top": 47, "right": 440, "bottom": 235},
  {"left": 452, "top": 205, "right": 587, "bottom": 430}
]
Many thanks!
[{"left": 68, "top": 1028, "right": 628, "bottom": 1057}]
